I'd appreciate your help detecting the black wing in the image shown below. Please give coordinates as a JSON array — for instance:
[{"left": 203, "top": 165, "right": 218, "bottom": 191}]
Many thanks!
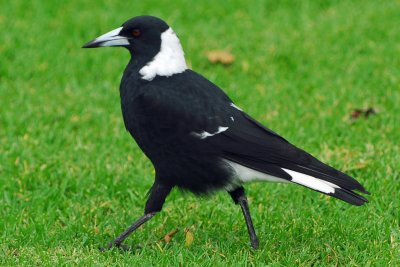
[
  {"left": 136, "top": 70, "right": 236, "bottom": 141},
  {"left": 207, "top": 111, "right": 370, "bottom": 205},
  {"left": 137, "top": 70, "right": 369, "bottom": 205}
]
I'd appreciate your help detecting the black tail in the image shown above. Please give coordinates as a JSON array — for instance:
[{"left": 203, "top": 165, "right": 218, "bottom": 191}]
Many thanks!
[{"left": 328, "top": 187, "right": 369, "bottom": 206}]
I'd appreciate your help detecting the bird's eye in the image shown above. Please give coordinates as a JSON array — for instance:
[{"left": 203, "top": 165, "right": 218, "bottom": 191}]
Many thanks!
[{"left": 132, "top": 29, "right": 141, "bottom": 37}]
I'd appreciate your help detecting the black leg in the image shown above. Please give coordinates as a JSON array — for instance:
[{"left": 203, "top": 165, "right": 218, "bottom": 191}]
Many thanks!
[
  {"left": 105, "top": 213, "right": 156, "bottom": 250},
  {"left": 229, "top": 187, "right": 259, "bottom": 249},
  {"left": 104, "top": 181, "right": 172, "bottom": 251}
]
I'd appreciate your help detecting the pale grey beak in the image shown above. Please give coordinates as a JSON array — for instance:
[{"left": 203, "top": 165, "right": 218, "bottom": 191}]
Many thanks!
[{"left": 82, "top": 27, "right": 129, "bottom": 48}]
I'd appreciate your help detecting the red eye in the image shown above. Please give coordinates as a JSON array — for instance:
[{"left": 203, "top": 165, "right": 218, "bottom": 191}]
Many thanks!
[{"left": 132, "top": 29, "right": 141, "bottom": 37}]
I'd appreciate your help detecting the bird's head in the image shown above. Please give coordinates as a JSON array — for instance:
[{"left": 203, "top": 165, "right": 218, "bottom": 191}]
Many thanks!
[{"left": 83, "top": 16, "right": 187, "bottom": 80}]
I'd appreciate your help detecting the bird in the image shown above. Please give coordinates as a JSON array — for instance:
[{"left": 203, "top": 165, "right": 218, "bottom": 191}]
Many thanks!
[{"left": 83, "top": 15, "right": 369, "bottom": 250}]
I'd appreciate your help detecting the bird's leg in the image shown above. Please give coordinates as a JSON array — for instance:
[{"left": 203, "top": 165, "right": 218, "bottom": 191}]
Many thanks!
[
  {"left": 229, "top": 187, "right": 259, "bottom": 249},
  {"left": 104, "top": 181, "right": 172, "bottom": 251},
  {"left": 104, "top": 212, "right": 156, "bottom": 251}
]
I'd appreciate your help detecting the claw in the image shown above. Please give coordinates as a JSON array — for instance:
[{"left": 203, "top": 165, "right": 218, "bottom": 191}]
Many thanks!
[
  {"left": 99, "top": 242, "right": 131, "bottom": 252},
  {"left": 99, "top": 242, "right": 143, "bottom": 252}
]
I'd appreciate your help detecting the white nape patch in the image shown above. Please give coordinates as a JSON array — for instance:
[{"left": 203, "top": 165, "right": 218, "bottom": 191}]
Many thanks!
[
  {"left": 225, "top": 160, "right": 288, "bottom": 183},
  {"left": 139, "top": 28, "right": 187, "bottom": 81},
  {"left": 230, "top": 116, "right": 234, "bottom": 121},
  {"left": 230, "top": 103, "right": 242, "bottom": 111},
  {"left": 282, "top": 168, "right": 337, "bottom": 194},
  {"left": 191, "top": 126, "right": 229, "bottom": 139}
]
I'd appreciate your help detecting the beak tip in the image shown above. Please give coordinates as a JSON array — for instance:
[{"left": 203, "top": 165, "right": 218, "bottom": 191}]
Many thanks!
[{"left": 82, "top": 40, "right": 99, "bottom": 49}]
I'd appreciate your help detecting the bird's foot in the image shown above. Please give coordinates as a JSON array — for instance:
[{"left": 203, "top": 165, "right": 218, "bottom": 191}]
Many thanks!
[
  {"left": 250, "top": 238, "right": 259, "bottom": 250},
  {"left": 99, "top": 242, "right": 139, "bottom": 252}
]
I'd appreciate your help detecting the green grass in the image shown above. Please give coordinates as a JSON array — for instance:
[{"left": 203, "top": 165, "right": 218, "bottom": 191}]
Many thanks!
[{"left": 1, "top": 0, "right": 399, "bottom": 266}]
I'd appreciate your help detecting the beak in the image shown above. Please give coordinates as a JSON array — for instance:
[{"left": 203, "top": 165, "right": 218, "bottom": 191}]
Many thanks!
[{"left": 82, "top": 27, "right": 129, "bottom": 48}]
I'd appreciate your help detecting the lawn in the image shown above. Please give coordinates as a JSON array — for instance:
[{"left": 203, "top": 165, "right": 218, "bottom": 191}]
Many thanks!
[{"left": 1, "top": 0, "right": 399, "bottom": 266}]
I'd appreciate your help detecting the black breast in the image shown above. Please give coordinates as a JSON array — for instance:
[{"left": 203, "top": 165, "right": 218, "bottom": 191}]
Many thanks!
[{"left": 119, "top": 70, "right": 235, "bottom": 194}]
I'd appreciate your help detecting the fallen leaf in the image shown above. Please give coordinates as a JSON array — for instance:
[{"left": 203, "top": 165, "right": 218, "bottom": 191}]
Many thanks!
[
  {"left": 185, "top": 229, "right": 194, "bottom": 246},
  {"left": 206, "top": 50, "right": 235, "bottom": 65},
  {"left": 350, "top": 107, "right": 377, "bottom": 120},
  {"left": 350, "top": 109, "right": 362, "bottom": 119},
  {"left": 163, "top": 229, "right": 179, "bottom": 243}
]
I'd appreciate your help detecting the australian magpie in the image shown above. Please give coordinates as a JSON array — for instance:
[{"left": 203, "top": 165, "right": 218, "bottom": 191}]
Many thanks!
[{"left": 83, "top": 16, "right": 369, "bottom": 250}]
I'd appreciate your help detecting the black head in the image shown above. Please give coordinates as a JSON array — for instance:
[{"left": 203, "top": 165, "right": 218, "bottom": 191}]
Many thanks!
[
  {"left": 83, "top": 16, "right": 169, "bottom": 58},
  {"left": 83, "top": 16, "right": 188, "bottom": 80}
]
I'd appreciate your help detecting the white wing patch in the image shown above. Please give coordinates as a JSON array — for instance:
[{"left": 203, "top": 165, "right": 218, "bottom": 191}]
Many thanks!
[
  {"left": 225, "top": 160, "right": 288, "bottom": 183},
  {"left": 191, "top": 126, "right": 229, "bottom": 139},
  {"left": 282, "top": 168, "right": 338, "bottom": 194},
  {"left": 230, "top": 103, "right": 242, "bottom": 111},
  {"left": 139, "top": 28, "right": 187, "bottom": 81}
]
